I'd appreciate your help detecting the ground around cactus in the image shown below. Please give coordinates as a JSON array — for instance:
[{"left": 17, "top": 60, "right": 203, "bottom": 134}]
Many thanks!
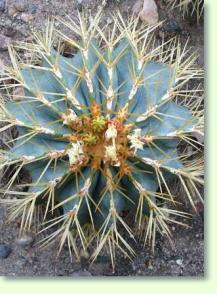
[{"left": 0, "top": 0, "right": 204, "bottom": 277}]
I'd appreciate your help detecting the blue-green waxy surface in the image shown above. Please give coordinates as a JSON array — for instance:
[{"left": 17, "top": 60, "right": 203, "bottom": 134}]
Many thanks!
[{"left": 4, "top": 37, "right": 196, "bottom": 231}]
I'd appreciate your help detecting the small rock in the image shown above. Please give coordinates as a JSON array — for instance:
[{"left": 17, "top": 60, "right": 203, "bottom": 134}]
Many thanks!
[
  {"left": 0, "top": 0, "right": 6, "bottom": 12},
  {"left": 132, "top": 0, "right": 142, "bottom": 15},
  {"left": 13, "top": 86, "right": 25, "bottom": 101},
  {"left": 25, "top": 35, "right": 34, "bottom": 42},
  {"left": 195, "top": 200, "right": 204, "bottom": 214},
  {"left": 76, "top": 3, "right": 83, "bottom": 12},
  {"left": 95, "top": 255, "right": 111, "bottom": 263},
  {"left": 79, "top": 249, "right": 90, "bottom": 259},
  {"left": 186, "top": 145, "right": 194, "bottom": 155},
  {"left": 161, "top": 20, "right": 182, "bottom": 35},
  {"left": 102, "top": 0, "right": 107, "bottom": 7},
  {"left": 192, "top": 130, "right": 204, "bottom": 144},
  {"left": 0, "top": 58, "right": 5, "bottom": 75},
  {"left": 176, "top": 259, "right": 183, "bottom": 266},
  {"left": 106, "top": 17, "right": 113, "bottom": 25},
  {"left": 0, "top": 244, "right": 12, "bottom": 259},
  {"left": 0, "top": 34, "right": 11, "bottom": 51},
  {"left": 4, "top": 29, "right": 16, "bottom": 38},
  {"left": 137, "top": 269, "right": 142, "bottom": 275},
  {"left": 4, "top": 18, "right": 12, "bottom": 27},
  {"left": 8, "top": 6, "right": 18, "bottom": 17},
  {"left": 71, "top": 269, "right": 92, "bottom": 277},
  {"left": 20, "top": 12, "right": 33, "bottom": 23},
  {"left": 140, "top": 0, "right": 159, "bottom": 25},
  {"left": 13, "top": 0, "right": 27, "bottom": 12},
  {"left": 4, "top": 24, "right": 17, "bottom": 37},
  {"left": 76, "top": 0, "right": 83, "bottom": 11},
  {"left": 133, "top": 0, "right": 159, "bottom": 25},
  {"left": 16, "top": 234, "right": 33, "bottom": 247},
  {"left": 30, "top": 3, "right": 38, "bottom": 14},
  {"left": 132, "top": 263, "right": 136, "bottom": 271}
]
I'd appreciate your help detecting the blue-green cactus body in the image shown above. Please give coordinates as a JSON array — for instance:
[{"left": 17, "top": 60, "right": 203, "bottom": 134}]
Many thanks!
[{"left": 0, "top": 15, "right": 203, "bottom": 266}]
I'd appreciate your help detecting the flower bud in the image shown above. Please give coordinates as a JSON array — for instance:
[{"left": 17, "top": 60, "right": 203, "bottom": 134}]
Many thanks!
[{"left": 105, "top": 124, "right": 117, "bottom": 141}]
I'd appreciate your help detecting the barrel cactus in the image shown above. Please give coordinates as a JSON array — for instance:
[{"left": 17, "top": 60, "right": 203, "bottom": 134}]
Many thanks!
[
  {"left": 167, "top": 0, "right": 204, "bottom": 22},
  {"left": 0, "top": 13, "right": 203, "bottom": 269}
]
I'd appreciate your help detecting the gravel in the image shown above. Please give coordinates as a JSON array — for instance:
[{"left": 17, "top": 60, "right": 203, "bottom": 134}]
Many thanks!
[
  {"left": 0, "top": 34, "right": 11, "bottom": 51},
  {"left": 0, "top": 244, "right": 12, "bottom": 259},
  {"left": 15, "top": 234, "right": 34, "bottom": 247},
  {"left": 13, "top": 0, "right": 28, "bottom": 12},
  {"left": 71, "top": 269, "right": 92, "bottom": 277},
  {"left": 0, "top": 0, "right": 5, "bottom": 12}
]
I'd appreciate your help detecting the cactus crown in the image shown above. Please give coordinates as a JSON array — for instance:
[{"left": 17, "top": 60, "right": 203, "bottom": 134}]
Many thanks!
[{"left": 0, "top": 12, "right": 203, "bottom": 269}]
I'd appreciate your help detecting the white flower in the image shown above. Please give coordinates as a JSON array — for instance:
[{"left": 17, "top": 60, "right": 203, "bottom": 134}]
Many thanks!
[
  {"left": 105, "top": 124, "right": 117, "bottom": 141},
  {"left": 137, "top": 59, "right": 143, "bottom": 71},
  {"left": 134, "top": 180, "right": 144, "bottom": 193},
  {"left": 48, "top": 150, "right": 65, "bottom": 159},
  {"left": 106, "top": 85, "right": 114, "bottom": 112},
  {"left": 129, "top": 84, "right": 138, "bottom": 100},
  {"left": 85, "top": 70, "right": 93, "bottom": 93},
  {"left": 79, "top": 178, "right": 91, "bottom": 196},
  {"left": 66, "top": 89, "right": 73, "bottom": 99},
  {"left": 21, "top": 155, "right": 35, "bottom": 162},
  {"left": 108, "top": 67, "right": 113, "bottom": 82},
  {"left": 62, "top": 109, "right": 77, "bottom": 125},
  {"left": 49, "top": 177, "right": 62, "bottom": 186},
  {"left": 83, "top": 49, "right": 88, "bottom": 60},
  {"left": 107, "top": 85, "right": 114, "bottom": 99},
  {"left": 53, "top": 66, "right": 62, "bottom": 79},
  {"left": 35, "top": 126, "right": 55, "bottom": 135},
  {"left": 142, "top": 157, "right": 161, "bottom": 168},
  {"left": 105, "top": 145, "right": 117, "bottom": 161},
  {"left": 67, "top": 141, "right": 84, "bottom": 165},
  {"left": 127, "top": 128, "right": 144, "bottom": 151},
  {"left": 66, "top": 89, "right": 81, "bottom": 109},
  {"left": 37, "top": 93, "right": 52, "bottom": 106},
  {"left": 15, "top": 119, "right": 25, "bottom": 126},
  {"left": 136, "top": 105, "right": 156, "bottom": 122}
]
